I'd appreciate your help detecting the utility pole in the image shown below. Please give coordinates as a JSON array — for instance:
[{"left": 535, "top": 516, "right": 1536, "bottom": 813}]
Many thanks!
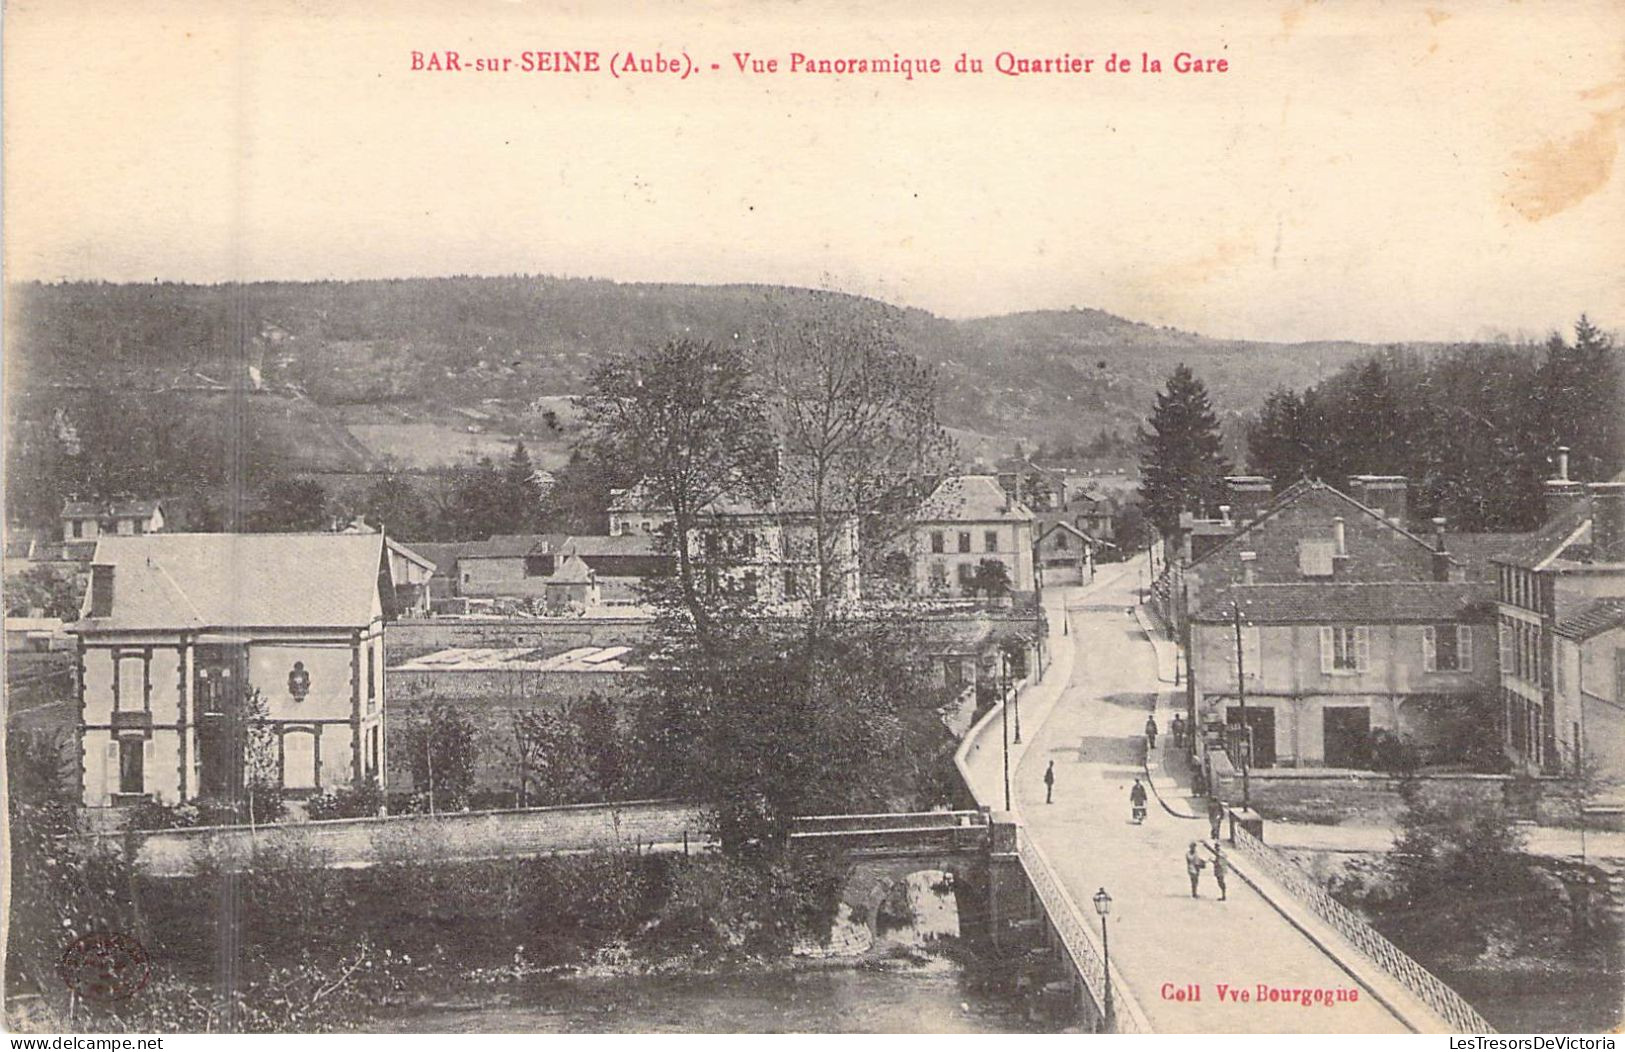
[{"left": 1233, "top": 602, "right": 1250, "bottom": 814}]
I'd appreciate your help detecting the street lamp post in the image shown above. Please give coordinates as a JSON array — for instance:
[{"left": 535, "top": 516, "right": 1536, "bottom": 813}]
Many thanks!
[
  {"left": 1093, "top": 887, "right": 1115, "bottom": 1031},
  {"left": 1005, "top": 651, "right": 1022, "bottom": 744}
]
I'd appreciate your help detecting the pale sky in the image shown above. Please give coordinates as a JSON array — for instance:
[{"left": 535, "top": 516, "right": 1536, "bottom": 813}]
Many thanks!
[{"left": 4, "top": 0, "right": 1623, "bottom": 343}]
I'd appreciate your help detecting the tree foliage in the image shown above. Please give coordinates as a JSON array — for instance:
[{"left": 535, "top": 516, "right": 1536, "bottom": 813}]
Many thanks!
[
  {"left": 578, "top": 337, "right": 779, "bottom": 636},
  {"left": 5, "top": 563, "right": 84, "bottom": 620},
  {"left": 1138, "top": 364, "right": 1232, "bottom": 534},
  {"left": 1246, "top": 319, "right": 1623, "bottom": 529},
  {"left": 396, "top": 704, "right": 478, "bottom": 811},
  {"left": 760, "top": 293, "right": 954, "bottom": 604}
]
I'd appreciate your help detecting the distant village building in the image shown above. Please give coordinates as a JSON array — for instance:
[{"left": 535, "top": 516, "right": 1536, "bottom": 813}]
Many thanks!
[
  {"left": 608, "top": 482, "right": 861, "bottom": 603},
  {"left": 915, "top": 475, "right": 1036, "bottom": 596},
  {"left": 407, "top": 533, "right": 671, "bottom": 610},
  {"left": 61, "top": 498, "right": 165, "bottom": 542},
  {"left": 70, "top": 533, "right": 398, "bottom": 807},
  {"left": 1035, "top": 520, "right": 1108, "bottom": 586}
]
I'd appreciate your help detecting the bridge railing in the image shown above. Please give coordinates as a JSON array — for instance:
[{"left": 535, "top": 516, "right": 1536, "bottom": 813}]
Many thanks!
[
  {"left": 1227, "top": 822, "right": 1494, "bottom": 1034},
  {"left": 1016, "top": 830, "right": 1153, "bottom": 1034},
  {"left": 792, "top": 810, "right": 987, "bottom": 834}
]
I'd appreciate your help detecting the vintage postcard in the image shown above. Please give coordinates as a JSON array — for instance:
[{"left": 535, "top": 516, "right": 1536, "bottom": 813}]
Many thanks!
[{"left": 3, "top": 0, "right": 1623, "bottom": 1039}]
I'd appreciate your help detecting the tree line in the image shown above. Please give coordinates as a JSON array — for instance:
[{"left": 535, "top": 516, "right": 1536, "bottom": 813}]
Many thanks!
[{"left": 1139, "top": 318, "right": 1622, "bottom": 533}]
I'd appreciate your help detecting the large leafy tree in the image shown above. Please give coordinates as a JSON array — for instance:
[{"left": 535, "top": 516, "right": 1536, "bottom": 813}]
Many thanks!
[
  {"left": 1138, "top": 364, "right": 1232, "bottom": 535},
  {"left": 759, "top": 293, "right": 954, "bottom": 609},
  {"left": 578, "top": 337, "right": 778, "bottom": 639}
]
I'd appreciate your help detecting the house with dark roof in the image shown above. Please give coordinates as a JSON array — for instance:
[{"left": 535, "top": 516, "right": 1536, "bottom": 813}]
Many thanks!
[
  {"left": 1554, "top": 597, "right": 1625, "bottom": 803},
  {"left": 406, "top": 533, "right": 674, "bottom": 609},
  {"left": 914, "top": 475, "right": 1036, "bottom": 596},
  {"left": 1180, "top": 476, "right": 1518, "bottom": 772},
  {"left": 69, "top": 532, "right": 398, "bottom": 808},
  {"left": 1491, "top": 463, "right": 1625, "bottom": 774}
]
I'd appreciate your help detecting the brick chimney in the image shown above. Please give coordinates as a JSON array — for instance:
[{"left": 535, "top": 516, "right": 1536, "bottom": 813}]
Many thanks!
[
  {"left": 89, "top": 563, "right": 115, "bottom": 618},
  {"left": 1589, "top": 482, "right": 1625, "bottom": 562},
  {"left": 1544, "top": 446, "right": 1587, "bottom": 523},
  {"left": 1225, "top": 475, "right": 1274, "bottom": 525},
  {"left": 1348, "top": 475, "right": 1409, "bottom": 528},
  {"left": 1241, "top": 550, "right": 1257, "bottom": 585},
  {"left": 1431, "top": 516, "right": 1450, "bottom": 581}
]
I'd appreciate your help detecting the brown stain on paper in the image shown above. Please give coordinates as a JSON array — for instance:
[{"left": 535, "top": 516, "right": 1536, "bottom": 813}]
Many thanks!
[{"left": 1503, "top": 106, "right": 1623, "bottom": 221}]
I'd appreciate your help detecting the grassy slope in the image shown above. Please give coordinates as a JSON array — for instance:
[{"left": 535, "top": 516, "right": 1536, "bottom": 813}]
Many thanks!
[{"left": 7, "top": 277, "right": 1390, "bottom": 472}]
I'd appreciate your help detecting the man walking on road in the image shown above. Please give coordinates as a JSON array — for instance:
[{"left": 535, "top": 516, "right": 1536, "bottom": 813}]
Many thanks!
[
  {"left": 1212, "top": 843, "right": 1229, "bottom": 901},
  {"left": 1185, "top": 841, "right": 1207, "bottom": 898},
  {"left": 1145, "top": 713, "right": 1158, "bottom": 750},
  {"left": 1171, "top": 713, "right": 1185, "bottom": 750},
  {"left": 1208, "top": 798, "right": 1225, "bottom": 841},
  {"left": 1044, "top": 761, "right": 1056, "bottom": 803}
]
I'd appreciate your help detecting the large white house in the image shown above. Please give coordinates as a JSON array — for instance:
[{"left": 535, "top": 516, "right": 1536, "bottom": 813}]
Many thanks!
[
  {"left": 914, "top": 475, "right": 1037, "bottom": 596},
  {"left": 70, "top": 533, "right": 397, "bottom": 808}
]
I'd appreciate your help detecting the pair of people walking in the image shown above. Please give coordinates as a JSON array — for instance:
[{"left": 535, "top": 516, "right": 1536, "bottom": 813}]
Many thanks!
[{"left": 1185, "top": 841, "right": 1228, "bottom": 900}]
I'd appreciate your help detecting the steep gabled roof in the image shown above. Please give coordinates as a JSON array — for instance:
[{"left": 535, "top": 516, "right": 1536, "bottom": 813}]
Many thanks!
[
  {"left": 918, "top": 475, "right": 1034, "bottom": 523},
  {"left": 74, "top": 533, "right": 388, "bottom": 632},
  {"left": 1189, "top": 479, "right": 1448, "bottom": 570},
  {"left": 1490, "top": 504, "right": 1589, "bottom": 571},
  {"left": 1191, "top": 581, "right": 1496, "bottom": 624}
]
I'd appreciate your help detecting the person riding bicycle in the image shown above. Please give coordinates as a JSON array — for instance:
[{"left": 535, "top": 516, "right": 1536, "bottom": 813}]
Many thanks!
[{"left": 1129, "top": 778, "right": 1149, "bottom": 823}]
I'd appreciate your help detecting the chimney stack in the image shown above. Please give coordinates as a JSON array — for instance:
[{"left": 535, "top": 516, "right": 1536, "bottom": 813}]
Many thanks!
[
  {"left": 1590, "top": 482, "right": 1625, "bottom": 562},
  {"left": 1241, "top": 550, "right": 1257, "bottom": 585},
  {"left": 1225, "top": 475, "right": 1274, "bottom": 525},
  {"left": 1219, "top": 504, "right": 1232, "bottom": 525},
  {"left": 90, "top": 563, "right": 115, "bottom": 618},
  {"left": 1431, "top": 517, "right": 1451, "bottom": 580},
  {"left": 1348, "top": 475, "right": 1409, "bottom": 528},
  {"left": 1544, "top": 446, "right": 1587, "bottom": 523}
]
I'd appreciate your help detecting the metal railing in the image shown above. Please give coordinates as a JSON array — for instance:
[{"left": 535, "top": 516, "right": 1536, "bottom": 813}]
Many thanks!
[
  {"left": 1016, "top": 832, "right": 1153, "bottom": 1034},
  {"left": 1227, "top": 823, "right": 1494, "bottom": 1034}
]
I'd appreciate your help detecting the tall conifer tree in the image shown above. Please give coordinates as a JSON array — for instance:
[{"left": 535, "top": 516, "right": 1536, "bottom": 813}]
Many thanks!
[{"left": 1138, "top": 364, "right": 1232, "bottom": 535}]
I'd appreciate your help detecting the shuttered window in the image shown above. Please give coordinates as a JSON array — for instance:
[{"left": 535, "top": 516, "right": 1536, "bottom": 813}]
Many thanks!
[{"left": 1320, "top": 626, "right": 1366, "bottom": 673}]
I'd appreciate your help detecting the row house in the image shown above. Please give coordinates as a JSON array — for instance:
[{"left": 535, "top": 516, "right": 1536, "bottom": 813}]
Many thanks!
[
  {"left": 410, "top": 533, "right": 672, "bottom": 609},
  {"left": 914, "top": 475, "right": 1036, "bottom": 597},
  {"left": 1035, "top": 520, "right": 1112, "bottom": 586},
  {"left": 1491, "top": 463, "right": 1625, "bottom": 773},
  {"left": 70, "top": 532, "right": 398, "bottom": 808},
  {"left": 1181, "top": 475, "right": 1517, "bottom": 770}
]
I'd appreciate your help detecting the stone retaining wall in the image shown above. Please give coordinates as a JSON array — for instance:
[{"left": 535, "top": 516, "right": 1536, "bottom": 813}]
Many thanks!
[{"left": 91, "top": 799, "right": 706, "bottom": 877}]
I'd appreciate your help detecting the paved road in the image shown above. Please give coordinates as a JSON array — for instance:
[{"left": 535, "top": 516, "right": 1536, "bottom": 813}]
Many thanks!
[{"left": 1013, "top": 564, "right": 1410, "bottom": 1033}]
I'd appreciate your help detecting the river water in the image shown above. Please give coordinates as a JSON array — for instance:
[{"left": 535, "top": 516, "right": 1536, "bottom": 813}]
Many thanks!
[
  {"left": 382, "top": 962, "right": 1052, "bottom": 1034},
  {"left": 381, "top": 873, "right": 1056, "bottom": 1033}
]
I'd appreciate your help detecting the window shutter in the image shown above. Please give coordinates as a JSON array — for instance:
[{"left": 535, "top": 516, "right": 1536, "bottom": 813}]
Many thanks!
[
  {"left": 1457, "top": 626, "right": 1473, "bottom": 673},
  {"left": 1499, "top": 620, "right": 1513, "bottom": 674},
  {"left": 1319, "top": 627, "right": 1334, "bottom": 674},
  {"left": 1355, "top": 626, "right": 1371, "bottom": 671},
  {"left": 1423, "top": 626, "right": 1437, "bottom": 673},
  {"left": 142, "top": 739, "right": 156, "bottom": 797},
  {"left": 103, "top": 740, "right": 118, "bottom": 805}
]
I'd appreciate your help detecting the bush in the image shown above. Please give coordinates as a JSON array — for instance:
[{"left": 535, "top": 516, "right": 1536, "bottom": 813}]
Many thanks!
[
  {"left": 306, "top": 778, "right": 385, "bottom": 821},
  {"left": 1370, "top": 728, "right": 1421, "bottom": 776}
]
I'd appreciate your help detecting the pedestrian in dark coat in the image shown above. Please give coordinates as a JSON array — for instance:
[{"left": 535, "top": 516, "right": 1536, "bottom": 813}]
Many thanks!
[
  {"left": 1208, "top": 799, "right": 1225, "bottom": 841},
  {"left": 1211, "top": 843, "right": 1229, "bottom": 901},
  {"left": 1145, "top": 714, "right": 1158, "bottom": 750},
  {"left": 1043, "top": 761, "right": 1056, "bottom": 804},
  {"left": 1185, "top": 841, "right": 1206, "bottom": 898},
  {"left": 1171, "top": 714, "right": 1185, "bottom": 750}
]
